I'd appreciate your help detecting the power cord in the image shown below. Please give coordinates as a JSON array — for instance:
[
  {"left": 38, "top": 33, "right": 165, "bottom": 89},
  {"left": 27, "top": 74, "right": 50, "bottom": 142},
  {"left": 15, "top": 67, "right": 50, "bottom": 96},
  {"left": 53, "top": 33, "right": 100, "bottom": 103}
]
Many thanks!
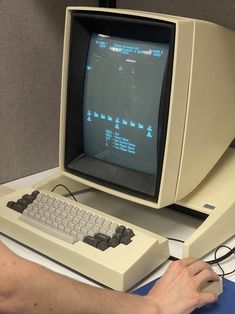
[
  {"left": 51, "top": 184, "right": 78, "bottom": 202},
  {"left": 209, "top": 245, "right": 235, "bottom": 278},
  {"left": 167, "top": 237, "right": 184, "bottom": 244}
]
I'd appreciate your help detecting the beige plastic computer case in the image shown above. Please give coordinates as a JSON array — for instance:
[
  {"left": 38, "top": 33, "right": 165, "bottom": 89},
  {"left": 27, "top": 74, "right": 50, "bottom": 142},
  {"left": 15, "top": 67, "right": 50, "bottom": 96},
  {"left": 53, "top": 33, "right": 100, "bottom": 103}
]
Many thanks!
[{"left": 20, "top": 7, "right": 235, "bottom": 258}]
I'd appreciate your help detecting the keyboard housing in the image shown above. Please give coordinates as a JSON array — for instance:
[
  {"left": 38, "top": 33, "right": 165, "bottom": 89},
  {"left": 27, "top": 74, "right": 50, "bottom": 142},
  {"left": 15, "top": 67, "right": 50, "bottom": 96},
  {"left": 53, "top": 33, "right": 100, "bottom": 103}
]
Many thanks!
[{"left": 0, "top": 188, "right": 169, "bottom": 291}]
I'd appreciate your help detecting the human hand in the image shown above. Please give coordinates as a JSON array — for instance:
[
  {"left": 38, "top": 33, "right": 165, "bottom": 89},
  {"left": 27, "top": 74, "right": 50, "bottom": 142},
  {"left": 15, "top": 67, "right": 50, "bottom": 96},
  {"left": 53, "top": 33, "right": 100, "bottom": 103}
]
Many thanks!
[{"left": 145, "top": 258, "right": 220, "bottom": 314}]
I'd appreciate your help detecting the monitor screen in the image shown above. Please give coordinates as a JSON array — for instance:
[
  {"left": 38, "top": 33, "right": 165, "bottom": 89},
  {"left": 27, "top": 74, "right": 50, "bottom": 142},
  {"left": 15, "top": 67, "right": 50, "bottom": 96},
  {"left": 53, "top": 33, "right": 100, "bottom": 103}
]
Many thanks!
[
  {"left": 83, "top": 34, "right": 169, "bottom": 176},
  {"left": 64, "top": 11, "right": 174, "bottom": 200}
]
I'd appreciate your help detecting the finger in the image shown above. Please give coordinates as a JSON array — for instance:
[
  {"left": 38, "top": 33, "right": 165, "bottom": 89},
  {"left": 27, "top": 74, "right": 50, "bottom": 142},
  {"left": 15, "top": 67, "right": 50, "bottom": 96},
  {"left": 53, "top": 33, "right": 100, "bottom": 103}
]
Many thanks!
[
  {"left": 165, "top": 258, "right": 196, "bottom": 278},
  {"left": 164, "top": 258, "right": 198, "bottom": 279},
  {"left": 188, "top": 259, "right": 213, "bottom": 276},
  {"left": 197, "top": 292, "right": 218, "bottom": 308},
  {"left": 177, "top": 257, "right": 197, "bottom": 267},
  {"left": 194, "top": 268, "right": 220, "bottom": 290},
  {"left": 157, "top": 258, "right": 198, "bottom": 287}
]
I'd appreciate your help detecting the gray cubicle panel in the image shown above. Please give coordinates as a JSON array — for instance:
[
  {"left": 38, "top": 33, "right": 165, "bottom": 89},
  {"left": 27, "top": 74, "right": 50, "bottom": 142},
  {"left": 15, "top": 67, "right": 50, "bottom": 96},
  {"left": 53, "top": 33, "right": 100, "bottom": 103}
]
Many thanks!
[
  {"left": 0, "top": 0, "right": 234, "bottom": 184},
  {"left": 117, "top": 0, "right": 235, "bottom": 31},
  {"left": 0, "top": 0, "right": 97, "bottom": 184}
]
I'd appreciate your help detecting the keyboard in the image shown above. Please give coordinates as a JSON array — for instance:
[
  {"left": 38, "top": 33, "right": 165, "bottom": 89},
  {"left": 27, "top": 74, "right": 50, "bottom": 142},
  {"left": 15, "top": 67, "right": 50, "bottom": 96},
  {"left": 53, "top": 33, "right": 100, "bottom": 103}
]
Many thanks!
[
  {"left": 0, "top": 188, "right": 169, "bottom": 291},
  {"left": 12, "top": 190, "right": 134, "bottom": 248}
]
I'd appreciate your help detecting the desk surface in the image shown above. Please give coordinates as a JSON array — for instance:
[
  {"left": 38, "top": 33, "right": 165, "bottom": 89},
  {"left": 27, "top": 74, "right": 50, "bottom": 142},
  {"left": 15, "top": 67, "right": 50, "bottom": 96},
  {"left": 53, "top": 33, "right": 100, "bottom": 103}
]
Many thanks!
[{"left": 2, "top": 168, "right": 235, "bottom": 289}]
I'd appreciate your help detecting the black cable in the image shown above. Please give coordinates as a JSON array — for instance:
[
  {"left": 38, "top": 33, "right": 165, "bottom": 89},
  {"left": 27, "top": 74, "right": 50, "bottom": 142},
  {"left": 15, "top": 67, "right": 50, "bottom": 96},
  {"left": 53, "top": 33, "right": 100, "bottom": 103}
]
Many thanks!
[
  {"left": 211, "top": 245, "right": 235, "bottom": 278},
  {"left": 51, "top": 184, "right": 78, "bottom": 202},
  {"left": 206, "top": 246, "right": 235, "bottom": 265},
  {"left": 168, "top": 255, "right": 179, "bottom": 261},
  {"left": 167, "top": 237, "right": 235, "bottom": 277},
  {"left": 219, "top": 268, "right": 235, "bottom": 277},
  {"left": 214, "top": 245, "right": 226, "bottom": 277},
  {"left": 167, "top": 237, "right": 184, "bottom": 244},
  {"left": 167, "top": 237, "right": 235, "bottom": 266}
]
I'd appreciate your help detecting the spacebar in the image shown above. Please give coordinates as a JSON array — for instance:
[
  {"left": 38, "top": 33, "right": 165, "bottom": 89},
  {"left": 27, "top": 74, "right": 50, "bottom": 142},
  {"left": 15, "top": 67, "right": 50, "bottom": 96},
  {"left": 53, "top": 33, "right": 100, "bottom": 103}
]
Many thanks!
[{"left": 20, "top": 215, "right": 77, "bottom": 244}]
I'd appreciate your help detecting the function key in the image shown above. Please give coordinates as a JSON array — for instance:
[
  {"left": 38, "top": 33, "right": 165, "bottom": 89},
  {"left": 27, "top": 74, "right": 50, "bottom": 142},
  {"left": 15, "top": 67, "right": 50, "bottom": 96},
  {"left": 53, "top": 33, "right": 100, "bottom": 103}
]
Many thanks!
[
  {"left": 7, "top": 201, "right": 24, "bottom": 213},
  {"left": 94, "top": 233, "right": 111, "bottom": 242},
  {"left": 108, "top": 238, "right": 119, "bottom": 248},
  {"left": 97, "top": 240, "right": 109, "bottom": 251},
  {"left": 22, "top": 194, "right": 33, "bottom": 202},
  {"left": 115, "top": 225, "right": 126, "bottom": 235},
  {"left": 123, "top": 228, "right": 135, "bottom": 238},
  {"left": 120, "top": 236, "right": 132, "bottom": 245},
  {"left": 16, "top": 199, "right": 29, "bottom": 210},
  {"left": 113, "top": 226, "right": 135, "bottom": 246},
  {"left": 83, "top": 236, "right": 99, "bottom": 248},
  {"left": 31, "top": 190, "right": 40, "bottom": 200},
  {"left": 7, "top": 201, "right": 15, "bottom": 209}
]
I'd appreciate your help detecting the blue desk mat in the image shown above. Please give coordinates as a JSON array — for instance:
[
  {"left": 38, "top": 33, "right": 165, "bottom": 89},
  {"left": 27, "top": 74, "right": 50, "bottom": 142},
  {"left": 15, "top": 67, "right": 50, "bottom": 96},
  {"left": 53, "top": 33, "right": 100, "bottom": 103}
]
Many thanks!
[{"left": 133, "top": 278, "right": 235, "bottom": 313}]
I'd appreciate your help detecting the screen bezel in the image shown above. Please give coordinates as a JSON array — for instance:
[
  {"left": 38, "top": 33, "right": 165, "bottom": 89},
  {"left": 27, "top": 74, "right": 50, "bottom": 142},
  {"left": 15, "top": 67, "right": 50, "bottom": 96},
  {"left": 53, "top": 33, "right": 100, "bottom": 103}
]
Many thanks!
[{"left": 64, "top": 11, "right": 175, "bottom": 201}]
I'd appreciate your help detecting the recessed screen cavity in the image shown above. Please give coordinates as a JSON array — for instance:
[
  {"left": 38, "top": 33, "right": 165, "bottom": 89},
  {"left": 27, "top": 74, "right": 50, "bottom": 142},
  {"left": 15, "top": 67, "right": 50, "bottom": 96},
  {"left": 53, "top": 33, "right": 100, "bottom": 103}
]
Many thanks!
[{"left": 83, "top": 34, "right": 169, "bottom": 175}]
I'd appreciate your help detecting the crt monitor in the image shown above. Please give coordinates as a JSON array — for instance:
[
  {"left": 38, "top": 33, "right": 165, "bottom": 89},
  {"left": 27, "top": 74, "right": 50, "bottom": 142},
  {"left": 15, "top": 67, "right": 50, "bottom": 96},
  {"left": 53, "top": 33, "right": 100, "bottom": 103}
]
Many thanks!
[
  {"left": 60, "top": 7, "right": 235, "bottom": 209},
  {"left": 63, "top": 8, "right": 175, "bottom": 206},
  {"left": 65, "top": 27, "right": 173, "bottom": 202}
]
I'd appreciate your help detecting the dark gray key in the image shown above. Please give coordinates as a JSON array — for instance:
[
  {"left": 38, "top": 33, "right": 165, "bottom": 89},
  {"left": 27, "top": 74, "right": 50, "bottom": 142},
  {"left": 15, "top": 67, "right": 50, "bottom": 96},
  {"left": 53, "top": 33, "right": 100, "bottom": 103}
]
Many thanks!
[
  {"left": 97, "top": 240, "right": 109, "bottom": 251},
  {"left": 120, "top": 236, "right": 132, "bottom": 245},
  {"left": 83, "top": 236, "right": 100, "bottom": 248},
  {"left": 123, "top": 228, "right": 135, "bottom": 238},
  {"left": 108, "top": 238, "right": 119, "bottom": 248},
  {"left": 116, "top": 225, "right": 126, "bottom": 235},
  {"left": 94, "top": 233, "right": 111, "bottom": 242}
]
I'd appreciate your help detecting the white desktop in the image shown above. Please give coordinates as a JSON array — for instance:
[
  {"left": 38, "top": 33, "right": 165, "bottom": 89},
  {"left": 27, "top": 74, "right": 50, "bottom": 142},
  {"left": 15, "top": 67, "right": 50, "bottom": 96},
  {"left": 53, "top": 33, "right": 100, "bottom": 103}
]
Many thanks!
[{"left": 0, "top": 7, "right": 234, "bottom": 293}]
